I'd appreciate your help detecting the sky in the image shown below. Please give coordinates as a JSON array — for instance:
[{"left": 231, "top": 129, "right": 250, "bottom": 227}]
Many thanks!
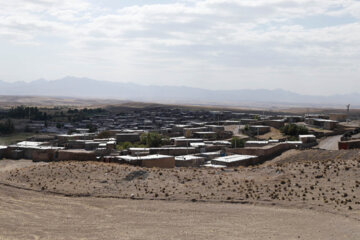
[{"left": 0, "top": 0, "right": 360, "bottom": 95}]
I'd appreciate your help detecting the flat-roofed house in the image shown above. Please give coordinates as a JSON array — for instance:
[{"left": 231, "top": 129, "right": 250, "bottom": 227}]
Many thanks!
[
  {"left": 175, "top": 155, "right": 205, "bottom": 167},
  {"left": 299, "top": 134, "right": 317, "bottom": 144},
  {"left": 0, "top": 146, "right": 7, "bottom": 159},
  {"left": 116, "top": 133, "right": 141, "bottom": 143},
  {"left": 118, "top": 154, "right": 175, "bottom": 168},
  {"left": 249, "top": 125, "right": 270, "bottom": 135},
  {"left": 211, "top": 154, "right": 258, "bottom": 167}
]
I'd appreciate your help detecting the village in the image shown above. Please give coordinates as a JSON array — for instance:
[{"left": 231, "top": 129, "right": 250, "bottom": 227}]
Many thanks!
[{"left": 1, "top": 105, "right": 359, "bottom": 168}]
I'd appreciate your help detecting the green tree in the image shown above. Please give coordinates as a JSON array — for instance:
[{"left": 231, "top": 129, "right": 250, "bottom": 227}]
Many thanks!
[
  {"left": 0, "top": 119, "right": 15, "bottom": 134},
  {"left": 140, "top": 132, "right": 163, "bottom": 147},
  {"left": 231, "top": 137, "right": 245, "bottom": 148},
  {"left": 280, "top": 124, "right": 308, "bottom": 136},
  {"left": 97, "top": 131, "right": 112, "bottom": 139}
]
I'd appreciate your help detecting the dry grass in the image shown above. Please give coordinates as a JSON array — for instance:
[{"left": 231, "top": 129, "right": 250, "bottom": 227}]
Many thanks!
[{"left": 0, "top": 149, "right": 359, "bottom": 219}]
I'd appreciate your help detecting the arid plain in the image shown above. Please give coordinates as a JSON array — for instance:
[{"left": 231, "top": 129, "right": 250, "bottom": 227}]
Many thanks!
[{"left": 0, "top": 149, "right": 359, "bottom": 239}]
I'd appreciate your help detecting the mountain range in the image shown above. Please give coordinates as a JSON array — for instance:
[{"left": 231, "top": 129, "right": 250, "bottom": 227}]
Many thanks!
[{"left": 0, "top": 77, "right": 358, "bottom": 108}]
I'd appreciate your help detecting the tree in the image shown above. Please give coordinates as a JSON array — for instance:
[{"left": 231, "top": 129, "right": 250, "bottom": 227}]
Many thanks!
[
  {"left": 0, "top": 119, "right": 15, "bottom": 134},
  {"left": 231, "top": 137, "right": 245, "bottom": 148},
  {"left": 280, "top": 124, "right": 308, "bottom": 136},
  {"left": 140, "top": 132, "right": 163, "bottom": 147},
  {"left": 97, "top": 131, "right": 112, "bottom": 139}
]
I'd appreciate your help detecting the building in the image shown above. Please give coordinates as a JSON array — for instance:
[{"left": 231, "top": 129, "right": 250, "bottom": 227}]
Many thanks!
[
  {"left": 226, "top": 143, "right": 294, "bottom": 163},
  {"left": 174, "top": 138, "right": 203, "bottom": 147},
  {"left": 116, "top": 133, "right": 141, "bottom": 143},
  {"left": 175, "top": 155, "right": 206, "bottom": 167},
  {"left": 249, "top": 125, "right": 270, "bottom": 135},
  {"left": 339, "top": 139, "right": 360, "bottom": 150},
  {"left": 329, "top": 113, "right": 347, "bottom": 122},
  {"left": 0, "top": 146, "right": 7, "bottom": 159},
  {"left": 305, "top": 118, "right": 338, "bottom": 130},
  {"left": 56, "top": 149, "right": 97, "bottom": 161},
  {"left": 118, "top": 154, "right": 175, "bottom": 168},
  {"left": 211, "top": 154, "right": 258, "bottom": 167},
  {"left": 299, "top": 135, "right": 317, "bottom": 144},
  {"left": 263, "top": 119, "right": 285, "bottom": 129},
  {"left": 193, "top": 131, "right": 217, "bottom": 140},
  {"left": 245, "top": 141, "right": 269, "bottom": 147}
]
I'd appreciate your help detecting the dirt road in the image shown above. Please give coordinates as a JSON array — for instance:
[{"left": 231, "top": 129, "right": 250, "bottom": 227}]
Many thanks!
[
  {"left": 318, "top": 135, "right": 342, "bottom": 150},
  {"left": 0, "top": 184, "right": 359, "bottom": 240}
]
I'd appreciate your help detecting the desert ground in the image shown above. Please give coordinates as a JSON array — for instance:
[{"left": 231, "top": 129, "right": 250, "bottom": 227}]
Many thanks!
[
  {"left": 0, "top": 184, "right": 359, "bottom": 240},
  {"left": 0, "top": 149, "right": 359, "bottom": 239}
]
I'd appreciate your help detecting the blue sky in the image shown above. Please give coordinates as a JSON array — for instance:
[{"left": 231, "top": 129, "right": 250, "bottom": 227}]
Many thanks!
[{"left": 1, "top": 0, "right": 360, "bottom": 95}]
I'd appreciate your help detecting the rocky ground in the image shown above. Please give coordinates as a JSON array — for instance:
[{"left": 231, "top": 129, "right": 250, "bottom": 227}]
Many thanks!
[{"left": 0, "top": 149, "right": 359, "bottom": 220}]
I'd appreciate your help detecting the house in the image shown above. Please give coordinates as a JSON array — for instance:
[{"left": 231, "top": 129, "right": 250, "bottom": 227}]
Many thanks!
[
  {"left": 149, "top": 147, "right": 198, "bottom": 156},
  {"left": 116, "top": 133, "right": 140, "bottom": 143},
  {"left": 197, "top": 151, "right": 222, "bottom": 161},
  {"left": 193, "top": 131, "right": 217, "bottom": 140},
  {"left": 129, "top": 147, "right": 150, "bottom": 156},
  {"left": 329, "top": 113, "right": 347, "bottom": 122},
  {"left": 174, "top": 138, "right": 203, "bottom": 147},
  {"left": 263, "top": 119, "right": 285, "bottom": 129},
  {"left": 305, "top": 118, "right": 338, "bottom": 130},
  {"left": 339, "top": 139, "right": 360, "bottom": 150},
  {"left": 211, "top": 154, "right": 258, "bottom": 167},
  {"left": 183, "top": 127, "right": 208, "bottom": 137},
  {"left": 299, "top": 135, "right": 317, "bottom": 144},
  {"left": 32, "top": 147, "right": 64, "bottom": 162},
  {"left": 245, "top": 141, "right": 269, "bottom": 147},
  {"left": 249, "top": 125, "right": 270, "bottom": 135},
  {"left": 118, "top": 154, "right": 175, "bottom": 168},
  {"left": 0, "top": 146, "right": 7, "bottom": 159},
  {"left": 205, "top": 125, "right": 225, "bottom": 132},
  {"left": 226, "top": 143, "right": 294, "bottom": 163},
  {"left": 56, "top": 149, "right": 97, "bottom": 161},
  {"left": 175, "top": 155, "right": 206, "bottom": 167}
]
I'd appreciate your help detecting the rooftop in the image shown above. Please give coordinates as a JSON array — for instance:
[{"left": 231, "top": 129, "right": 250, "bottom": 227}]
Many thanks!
[
  {"left": 175, "top": 155, "right": 204, "bottom": 161},
  {"left": 213, "top": 154, "right": 257, "bottom": 163}
]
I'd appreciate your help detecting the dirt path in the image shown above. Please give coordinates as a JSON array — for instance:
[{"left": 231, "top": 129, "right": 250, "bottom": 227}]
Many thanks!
[
  {"left": 318, "top": 135, "right": 342, "bottom": 150},
  {"left": 0, "top": 184, "right": 359, "bottom": 240}
]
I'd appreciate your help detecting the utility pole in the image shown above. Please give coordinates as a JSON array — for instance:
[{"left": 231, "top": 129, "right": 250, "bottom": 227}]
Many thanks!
[{"left": 346, "top": 104, "right": 350, "bottom": 122}]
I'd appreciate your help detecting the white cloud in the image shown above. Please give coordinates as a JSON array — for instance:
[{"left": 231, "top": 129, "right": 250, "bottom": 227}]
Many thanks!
[{"left": 1, "top": 0, "right": 360, "bottom": 94}]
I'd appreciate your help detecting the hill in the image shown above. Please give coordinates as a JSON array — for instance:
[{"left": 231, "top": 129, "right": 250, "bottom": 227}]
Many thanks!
[{"left": 0, "top": 77, "right": 359, "bottom": 108}]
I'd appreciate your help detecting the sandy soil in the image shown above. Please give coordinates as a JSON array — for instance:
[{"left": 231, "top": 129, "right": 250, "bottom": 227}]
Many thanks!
[
  {"left": 0, "top": 149, "right": 359, "bottom": 221},
  {"left": 0, "top": 184, "right": 359, "bottom": 240}
]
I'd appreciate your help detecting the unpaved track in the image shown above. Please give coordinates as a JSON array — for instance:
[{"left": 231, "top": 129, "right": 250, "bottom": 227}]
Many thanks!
[
  {"left": 0, "top": 185, "right": 359, "bottom": 240},
  {"left": 318, "top": 135, "right": 342, "bottom": 150}
]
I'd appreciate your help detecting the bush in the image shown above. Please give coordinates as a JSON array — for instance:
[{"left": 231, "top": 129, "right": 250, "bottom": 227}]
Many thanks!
[
  {"left": 231, "top": 137, "right": 245, "bottom": 148},
  {"left": 280, "top": 124, "right": 308, "bottom": 136}
]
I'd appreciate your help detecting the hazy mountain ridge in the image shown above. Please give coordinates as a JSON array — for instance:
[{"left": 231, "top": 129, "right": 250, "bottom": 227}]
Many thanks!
[{"left": 0, "top": 77, "right": 358, "bottom": 107}]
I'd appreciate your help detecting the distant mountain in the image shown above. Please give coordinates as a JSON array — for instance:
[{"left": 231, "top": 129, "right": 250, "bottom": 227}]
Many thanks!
[{"left": 0, "top": 77, "right": 358, "bottom": 108}]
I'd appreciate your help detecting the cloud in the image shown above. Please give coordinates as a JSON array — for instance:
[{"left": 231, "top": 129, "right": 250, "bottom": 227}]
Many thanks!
[{"left": 1, "top": 0, "right": 360, "bottom": 94}]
